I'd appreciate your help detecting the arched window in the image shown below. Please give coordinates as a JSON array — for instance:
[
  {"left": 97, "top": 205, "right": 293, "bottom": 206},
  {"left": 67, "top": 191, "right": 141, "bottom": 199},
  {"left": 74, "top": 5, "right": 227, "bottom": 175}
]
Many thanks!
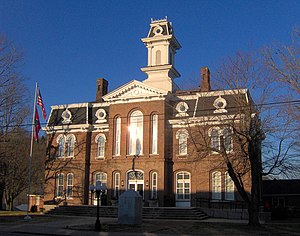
[
  {"left": 223, "top": 128, "right": 233, "bottom": 152},
  {"left": 209, "top": 127, "right": 233, "bottom": 152},
  {"left": 93, "top": 172, "right": 107, "bottom": 205},
  {"left": 66, "top": 173, "right": 73, "bottom": 198},
  {"left": 56, "top": 173, "right": 64, "bottom": 198},
  {"left": 176, "top": 129, "right": 188, "bottom": 155},
  {"left": 129, "top": 110, "right": 143, "bottom": 155},
  {"left": 176, "top": 171, "right": 190, "bottom": 201},
  {"left": 151, "top": 172, "right": 158, "bottom": 199},
  {"left": 96, "top": 134, "right": 106, "bottom": 159},
  {"left": 115, "top": 117, "right": 121, "bottom": 156},
  {"left": 225, "top": 172, "right": 234, "bottom": 200},
  {"left": 66, "top": 135, "right": 75, "bottom": 157},
  {"left": 212, "top": 171, "right": 222, "bottom": 200},
  {"left": 156, "top": 50, "right": 161, "bottom": 65},
  {"left": 113, "top": 172, "right": 120, "bottom": 198},
  {"left": 57, "top": 135, "right": 65, "bottom": 157},
  {"left": 210, "top": 128, "right": 219, "bottom": 150},
  {"left": 95, "top": 172, "right": 107, "bottom": 187},
  {"left": 151, "top": 114, "right": 158, "bottom": 154}
]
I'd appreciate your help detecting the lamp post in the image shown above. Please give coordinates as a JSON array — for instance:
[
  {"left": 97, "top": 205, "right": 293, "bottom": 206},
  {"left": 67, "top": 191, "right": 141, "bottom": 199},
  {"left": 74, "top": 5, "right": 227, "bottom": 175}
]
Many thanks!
[{"left": 89, "top": 181, "right": 103, "bottom": 231}]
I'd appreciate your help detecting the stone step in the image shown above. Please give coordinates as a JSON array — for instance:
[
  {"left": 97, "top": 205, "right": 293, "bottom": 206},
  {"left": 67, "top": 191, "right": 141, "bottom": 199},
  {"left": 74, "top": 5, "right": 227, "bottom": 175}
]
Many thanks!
[{"left": 46, "top": 206, "right": 209, "bottom": 220}]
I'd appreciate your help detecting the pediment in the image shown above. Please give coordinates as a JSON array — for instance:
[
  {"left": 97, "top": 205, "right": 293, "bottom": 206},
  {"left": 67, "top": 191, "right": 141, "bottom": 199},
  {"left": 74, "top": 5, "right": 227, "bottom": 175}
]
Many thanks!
[{"left": 102, "top": 80, "right": 167, "bottom": 101}]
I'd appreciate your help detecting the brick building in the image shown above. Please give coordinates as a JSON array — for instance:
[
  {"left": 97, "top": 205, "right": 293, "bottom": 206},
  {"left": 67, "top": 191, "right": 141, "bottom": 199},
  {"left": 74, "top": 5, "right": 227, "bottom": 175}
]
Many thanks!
[{"left": 44, "top": 18, "right": 253, "bottom": 207}]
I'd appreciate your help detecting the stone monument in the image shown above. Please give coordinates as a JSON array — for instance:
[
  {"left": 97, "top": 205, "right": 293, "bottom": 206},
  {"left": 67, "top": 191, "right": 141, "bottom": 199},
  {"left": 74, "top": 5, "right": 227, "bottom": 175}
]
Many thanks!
[{"left": 118, "top": 189, "right": 142, "bottom": 225}]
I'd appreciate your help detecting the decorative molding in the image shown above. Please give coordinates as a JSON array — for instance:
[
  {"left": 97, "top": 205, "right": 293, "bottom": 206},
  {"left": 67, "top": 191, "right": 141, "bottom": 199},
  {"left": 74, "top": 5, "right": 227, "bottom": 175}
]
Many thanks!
[
  {"left": 95, "top": 108, "right": 107, "bottom": 123},
  {"left": 102, "top": 80, "right": 167, "bottom": 101},
  {"left": 175, "top": 102, "right": 189, "bottom": 117},
  {"left": 213, "top": 96, "right": 227, "bottom": 113},
  {"left": 61, "top": 109, "right": 72, "bottom": 124}
]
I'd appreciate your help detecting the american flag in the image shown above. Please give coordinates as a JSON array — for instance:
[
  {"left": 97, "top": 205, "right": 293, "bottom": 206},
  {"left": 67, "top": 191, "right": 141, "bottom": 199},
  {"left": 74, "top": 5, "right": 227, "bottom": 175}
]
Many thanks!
[
  {"left": 37, "top": 88, "right": 47, "bottom": 119},
  {"left": 34, "top": 108, "right": 41, "bottom": 141}
]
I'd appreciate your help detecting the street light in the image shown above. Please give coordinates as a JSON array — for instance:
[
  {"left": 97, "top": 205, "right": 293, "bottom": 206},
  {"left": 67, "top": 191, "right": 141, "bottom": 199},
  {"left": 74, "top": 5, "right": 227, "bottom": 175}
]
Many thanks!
[{"left": 89, "top": 181, "right": 104, "bottom": 231}]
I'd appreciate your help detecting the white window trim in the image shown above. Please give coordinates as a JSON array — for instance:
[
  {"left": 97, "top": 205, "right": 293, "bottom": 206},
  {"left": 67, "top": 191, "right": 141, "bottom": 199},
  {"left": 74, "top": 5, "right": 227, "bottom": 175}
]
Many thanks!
[
  {"left": 95, "top": 133, "right": 106, "bottom": 159},
  {"left": 176, "top": 129, "right": 189, "bottom": 155},
  {"left": 175, "top": 171, "right": 191, "bottom": 201},
  {"left": 66, "top": 173, "right": 73, "bottom": 199},
  {"left": 114, "top": 172, "right": 120, "bottom": 198},
  {"left": 151, "top": 172, "right": 158, "bottom": 199},
  {"left": 56, "top": 173, "right": 64, "bottom": 198},
  {"left": 66, "top": 134, "right": 76, "bottom": 157},
  {"left": 211, "top": 171, "right": 222, "bottom": 200},
  {"left": 128, "top": 111, "right": 143, "bottom": 155},
  {"left": 225, "top": 172, "right": 235, "bottom": 201},
  {"left": 115, "top": 117, "right": 121, "bottom": 156},
  {"left": 208, "top": 127, "right": 233, "bottom": 154},
  {"left": 151, "top": 114, "right": 158, "bottom": 154}
]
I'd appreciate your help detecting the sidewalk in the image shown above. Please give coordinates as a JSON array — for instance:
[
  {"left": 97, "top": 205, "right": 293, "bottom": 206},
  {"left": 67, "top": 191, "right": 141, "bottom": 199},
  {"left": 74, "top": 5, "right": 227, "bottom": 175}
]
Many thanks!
[{"left": 0, "top": 214, "right": 299, "bottom": 236}]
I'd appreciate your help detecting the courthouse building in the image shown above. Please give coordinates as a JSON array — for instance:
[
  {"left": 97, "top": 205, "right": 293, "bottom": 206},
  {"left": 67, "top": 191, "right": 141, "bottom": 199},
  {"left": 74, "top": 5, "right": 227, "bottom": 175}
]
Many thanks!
[{"left": 44, "top": 18, "right": 253, "bottom": 207}]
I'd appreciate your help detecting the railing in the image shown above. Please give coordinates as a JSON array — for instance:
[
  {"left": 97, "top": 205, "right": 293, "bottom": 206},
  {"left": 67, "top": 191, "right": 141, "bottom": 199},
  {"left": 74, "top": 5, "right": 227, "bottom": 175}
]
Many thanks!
[{"left": 196, "top": 198, "right": 247, "bottom": 211}]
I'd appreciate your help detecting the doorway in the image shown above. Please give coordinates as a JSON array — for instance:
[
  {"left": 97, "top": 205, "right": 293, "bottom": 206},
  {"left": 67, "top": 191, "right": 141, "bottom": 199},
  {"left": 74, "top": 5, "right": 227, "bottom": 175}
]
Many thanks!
[{"left": 127, "top": 170, "right": 144, "bottom": 198}]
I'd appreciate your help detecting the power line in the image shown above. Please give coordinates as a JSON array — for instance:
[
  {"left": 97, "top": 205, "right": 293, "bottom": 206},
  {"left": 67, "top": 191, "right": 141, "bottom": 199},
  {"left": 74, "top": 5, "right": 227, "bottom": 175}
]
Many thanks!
[{"left": 1, "top": 98, "right": 300, "bottom": 130}]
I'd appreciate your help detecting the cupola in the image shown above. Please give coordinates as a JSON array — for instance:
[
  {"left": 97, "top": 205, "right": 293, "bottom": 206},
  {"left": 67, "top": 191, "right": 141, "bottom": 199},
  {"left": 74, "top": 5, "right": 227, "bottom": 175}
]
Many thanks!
[{"left": 141, "top": 17, "right": 181, "bottom": 92}]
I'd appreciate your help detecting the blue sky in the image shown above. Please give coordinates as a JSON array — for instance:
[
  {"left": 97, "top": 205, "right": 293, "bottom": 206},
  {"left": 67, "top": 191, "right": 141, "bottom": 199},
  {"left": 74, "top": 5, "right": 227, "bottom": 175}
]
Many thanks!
[{"left": 1, "top": 0, "right": 300, "bottom": 116}]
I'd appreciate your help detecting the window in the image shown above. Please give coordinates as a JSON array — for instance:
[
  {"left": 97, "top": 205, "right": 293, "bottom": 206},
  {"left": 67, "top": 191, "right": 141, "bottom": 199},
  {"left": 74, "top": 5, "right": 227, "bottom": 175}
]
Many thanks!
[
  {"left": 115, "top": 117, "right": 121, "bottom": 156},
  {"left": 57, "top": 134, "right": 76, "bottom": 158},
  {"left": 225, "top": 172, "right": 234, "bottom": 200},
  {"left": 66, "top": 173, "right": 73, "bottom": 198},
  {"left": 129, "top": 111, "right": 143, "bottom": 155},
  {"left": 223, "top": 128, "right": 233, "bottom": 152},
  {"left": 66, "top": 135, "right": 75, "bottom": 157},
  {"left": 56, "top": 173, "right": 64, "bottom": 198},
  {"left": 96, "top": 134, "right": 106, "bottom": 158},
  {"left": 176, "top": 129, "right": 188, "bottom": 155},
  {"left": 176, "top": 172, "right": 190, "bottom": 200},
  {"left": 212, "top": 171, "right": 221, "bottom": 200},
  {"left": 93, "top": 172, "right": 107, "bottom": 205},
  {"left": 58, "top": 136, "right": 65, "bottom": 157},
  {"left": 151, "top": 114, "right": 158, "bottom": 154},
  {"left": 113, "top": 172, "right": 120, "bottom": 198},
  {"left": 210, "top": 128, "right": 219, "bottom": 150},
  {"left": 156, "top": 50, "right": 161, "bottom": 65},
  {"left": 209, "top": 127, "right": 233, "bottom": 152},
  {"left": 95, "top": 172, "right": 107, "bottom": 189},
  {"left": 151, "top": 172, "right": 158, "bottom": 199}
]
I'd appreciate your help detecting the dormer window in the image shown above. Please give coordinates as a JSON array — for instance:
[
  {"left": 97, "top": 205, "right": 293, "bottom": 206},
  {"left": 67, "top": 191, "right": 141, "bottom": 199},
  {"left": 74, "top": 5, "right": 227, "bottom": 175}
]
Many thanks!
[
  {"left": 176, "top": 102, "right": 189, "bottom": 117},
  {"left": 62, "top": 109, "right": 72, "bottom": 124},
  {"left": 95, "top": 109, "right": 107, "bottom": 123}
]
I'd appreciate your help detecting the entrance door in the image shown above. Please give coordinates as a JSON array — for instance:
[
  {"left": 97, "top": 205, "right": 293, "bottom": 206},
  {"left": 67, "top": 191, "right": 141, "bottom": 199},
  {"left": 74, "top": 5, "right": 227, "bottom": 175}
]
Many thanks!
[
  {"left": 175, "top": 171, "right": 191, "bottom": 207},
  {"left": 127, "top": 171, "right": 144, "bottom": 198}
]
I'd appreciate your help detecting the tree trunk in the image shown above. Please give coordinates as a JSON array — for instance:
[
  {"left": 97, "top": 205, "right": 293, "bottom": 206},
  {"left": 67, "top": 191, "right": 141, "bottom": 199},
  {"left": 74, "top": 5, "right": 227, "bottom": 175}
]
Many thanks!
[
  {"left": 8, "top": 195, "right": 13, "bottom": 211},
  {"left": 247, "top": 130, "right": 262, "bottom": 226}
]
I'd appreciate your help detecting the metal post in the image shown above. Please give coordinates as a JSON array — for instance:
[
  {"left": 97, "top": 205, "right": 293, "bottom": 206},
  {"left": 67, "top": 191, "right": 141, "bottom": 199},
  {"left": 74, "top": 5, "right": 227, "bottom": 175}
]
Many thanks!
[{"left": 95, "top": 190, "right": 101, "bottom": 231}]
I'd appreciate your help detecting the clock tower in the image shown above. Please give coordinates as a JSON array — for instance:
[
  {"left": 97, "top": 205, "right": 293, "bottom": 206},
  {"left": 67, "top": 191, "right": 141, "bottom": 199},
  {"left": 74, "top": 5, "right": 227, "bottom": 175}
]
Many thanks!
[{"left": 141, "top": 17, "right": 181, "bottom": 92}]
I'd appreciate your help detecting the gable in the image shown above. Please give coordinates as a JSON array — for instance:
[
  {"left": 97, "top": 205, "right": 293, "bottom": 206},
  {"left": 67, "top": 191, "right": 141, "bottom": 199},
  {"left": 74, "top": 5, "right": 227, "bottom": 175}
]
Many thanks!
[{"left": 102, "top": 80, "right": 167, "bottom": 101}]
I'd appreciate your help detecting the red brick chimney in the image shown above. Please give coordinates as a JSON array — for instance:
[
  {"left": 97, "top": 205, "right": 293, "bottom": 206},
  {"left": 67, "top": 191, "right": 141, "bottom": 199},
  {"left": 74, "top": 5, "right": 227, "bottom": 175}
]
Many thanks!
[
  {"left": 96, "top": 78, "right": 108, "bottom": 101},
  {"left": 199, "top": 67, "right": 211, "bottom": 92}
]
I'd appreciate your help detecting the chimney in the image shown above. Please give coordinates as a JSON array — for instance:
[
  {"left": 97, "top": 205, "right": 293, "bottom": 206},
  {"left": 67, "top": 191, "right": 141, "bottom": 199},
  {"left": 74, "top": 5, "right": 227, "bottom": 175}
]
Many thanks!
[
  {"left": 199, "top": 66, "right": 211, "bottom": 92},
  {"left": 96, "top": 78, "right": 108, "bottom": 101}
]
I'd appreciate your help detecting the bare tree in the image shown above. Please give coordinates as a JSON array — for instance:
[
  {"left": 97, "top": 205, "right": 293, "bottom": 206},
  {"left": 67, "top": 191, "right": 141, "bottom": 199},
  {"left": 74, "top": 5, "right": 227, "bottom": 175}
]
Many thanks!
[
  {"left": 263, "top": 28, "right": 300, "bottom": 95},
  {"left": 0, "top": 35, "right": 32, "bottom": 210},
  {"left": 186, "top": 51, "right": 298, "bottom": 226},
  {"left": 262, "top": 28, "right": 300, "bottom": 177}
]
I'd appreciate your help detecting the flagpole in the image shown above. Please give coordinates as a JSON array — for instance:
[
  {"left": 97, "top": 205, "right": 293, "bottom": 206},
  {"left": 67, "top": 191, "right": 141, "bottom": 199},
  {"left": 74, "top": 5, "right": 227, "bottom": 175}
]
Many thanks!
[{"left": 24, "top": 82, "right": 38, "bottom": 220}]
